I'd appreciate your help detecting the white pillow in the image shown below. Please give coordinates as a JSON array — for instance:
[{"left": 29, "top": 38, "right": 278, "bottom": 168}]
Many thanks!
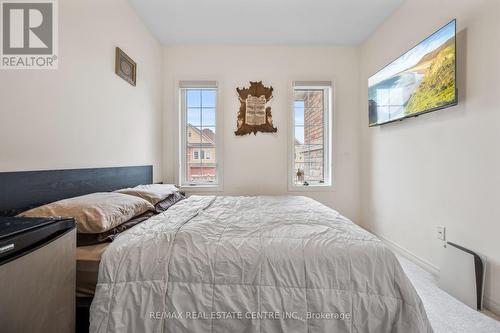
[{"left": 115, "top": 184, "right": 179, "bottom": 205}]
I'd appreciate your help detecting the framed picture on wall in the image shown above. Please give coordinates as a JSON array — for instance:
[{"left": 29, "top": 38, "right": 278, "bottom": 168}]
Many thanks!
[
  {"left": 235, "top": 81, "right": 277, "bottom": 136},
  {"left": 115, "top": 47, "right": 137, "bottom": 86}
]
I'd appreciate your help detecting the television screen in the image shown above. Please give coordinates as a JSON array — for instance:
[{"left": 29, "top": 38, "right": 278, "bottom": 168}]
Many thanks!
[{"left": 368, "top": 20, "right": 457, "bottom": 126}]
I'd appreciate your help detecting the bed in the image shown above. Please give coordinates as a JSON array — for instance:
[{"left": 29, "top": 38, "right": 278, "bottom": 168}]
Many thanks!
[
  {"left": 90, "top": 195, "right": 433, "bottom": 333},
  {"left": 77, "top": 243, "right": 109, "bottom": 297},
  {"left": 0, "top": 166, "right": 433, "bottom": 333}
]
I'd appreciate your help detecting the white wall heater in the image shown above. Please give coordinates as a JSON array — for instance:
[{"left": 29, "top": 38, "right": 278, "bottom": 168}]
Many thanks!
[{"left": 438, "top": 242, "right": 486, "bottom": 310}]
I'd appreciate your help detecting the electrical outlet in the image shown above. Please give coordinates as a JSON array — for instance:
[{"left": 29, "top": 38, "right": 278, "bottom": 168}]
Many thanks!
[{"left": 437, "top": 226, "right": 446, "bottom": 241}]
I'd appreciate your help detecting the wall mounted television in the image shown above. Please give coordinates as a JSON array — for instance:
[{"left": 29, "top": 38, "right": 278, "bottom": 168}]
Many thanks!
[{"left": 368, "top": 19, "right": 457, "bottom": 127}]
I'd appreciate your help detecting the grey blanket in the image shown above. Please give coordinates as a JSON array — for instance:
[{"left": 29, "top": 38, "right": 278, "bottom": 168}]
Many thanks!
[{"left": 90, "top": 196, "right": 433, "bottom": 332}]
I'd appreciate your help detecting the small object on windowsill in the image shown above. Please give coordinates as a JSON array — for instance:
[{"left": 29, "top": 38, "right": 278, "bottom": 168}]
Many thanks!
[
  {"left": 303, "top": 181, "right": 309, "bottom": 186},
  {"left": 296, "top": 169, "right": 304, "bottom": 183}
]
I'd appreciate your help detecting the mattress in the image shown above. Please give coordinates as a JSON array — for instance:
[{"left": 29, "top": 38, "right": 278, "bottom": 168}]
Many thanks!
[
  {"left": 90, "top": 195, "right": 433, "bottom": 333},
  {"left": 76, "top": 243, "right": 109, "bottom": 297},
  {"left": 75, "top": 195, "right": 183, "bottom": 296}
]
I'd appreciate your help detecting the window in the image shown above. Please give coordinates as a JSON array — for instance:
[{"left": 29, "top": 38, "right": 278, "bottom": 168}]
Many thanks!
[
  {"left": 291, "top": 82, "right": 332, "bottom": 188},
  {"left": 179, "top": 81, "right": 219, "bottom": 186}
]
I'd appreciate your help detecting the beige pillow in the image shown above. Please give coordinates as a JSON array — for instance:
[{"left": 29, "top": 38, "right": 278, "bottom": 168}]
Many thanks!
[
  {"left": 19, "top": 192, "right": 154, "bottom": 234},
  {"left": 115, "top": 184, "right": 178, "bottom": 205}
]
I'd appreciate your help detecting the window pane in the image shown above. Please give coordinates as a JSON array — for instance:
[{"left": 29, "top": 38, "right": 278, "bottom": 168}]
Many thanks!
[
  {"left": 294, "top": 101, "right": 304, "bottom": 126},
  {"left": 294, "top": 162, "right": 306, "bottom": 185},
  {"left": 187, "top": 125, "right": 202, "bottom": 143},
  {"left": 303, "top": 126, "right": 324, "bottom": 145},
  {"left": 308, "top": 145, "right": 324, "bottom": 163},
  {"left": 200, "top": 127, "right": 216, "bottom": 183},
  {"left": 294, "top": 144, "right": 326, "bottom": 184},
  {"left": 304, "top": 144, "right": 324, "bottom": 183},
  {"left": 187, "top": 108, "right": 201, "bottom": 126},
  {"left": 187, "top": 163, "right": 203, "bottom": 183},
  {"left": 294, "top": 144, "right": 308, "bottom": 163},
  {"left": 186, "top": 126, "right": 194, "bottom": 141},
  {"left": 186, "top": 122, "right": 203, "bottom": 184},
  {"left": 187, "top": 90, "right": 201, "bottom": 107},
  {"left": 201, "top": 108, "right": 216, "bottom": 126},
  {"left": 294, "top": 126, "right": 304, "bottom": 144},
  {"left": 304, "top": 164, "right": 324, "bottom": 183},
  {"left": 201, "top": 90, "right": 216, "bottom": 107},
  {"left": 202, "top": 165, "right": 216, "bottom": 183},
  {"left": 295, "top": 90, "right": 307, "bottom": 101},
  {"left": 292, "top": 86, "right": 330, "bottom": 186},
  {"left": 201, "top": 126, "right": 216, "bottom": 144},
  {"left": 306, "top": 90, "right": 323, "bottom": 108},
  {"left": 304, "top": 107, "right": 324, "bottom": 127},
  {"left": 200, "top": 166, "right": 216, "bottom": 184},
  {"left": 182, "top": 86, "right": 218, "bottom": 186},
  {"left": 294, "top": 100, "right": 305, "bottom": 108},
  {"left": 185, "top": 149, "right": 192, "bottom": 169}
]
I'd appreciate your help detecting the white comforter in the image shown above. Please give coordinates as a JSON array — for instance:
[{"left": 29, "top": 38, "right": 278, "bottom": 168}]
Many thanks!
[{"left": 90, "top": 196, "right": 433, "bottom": 333}]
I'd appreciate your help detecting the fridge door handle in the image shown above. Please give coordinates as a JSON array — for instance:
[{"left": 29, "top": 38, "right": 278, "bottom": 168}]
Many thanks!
[{"left": 0, "top": 244, "right": 15, "bottom": 254}]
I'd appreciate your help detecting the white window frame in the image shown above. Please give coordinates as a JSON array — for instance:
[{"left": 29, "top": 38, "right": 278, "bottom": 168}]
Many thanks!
[
  {"left": 178, "top": 80, "right": 223, "bottom": 191},
  {"left": 288, "top": 81, "right": 333, "bottom": 191}
]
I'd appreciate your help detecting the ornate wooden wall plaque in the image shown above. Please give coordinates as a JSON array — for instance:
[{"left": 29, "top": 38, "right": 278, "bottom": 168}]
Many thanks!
[
  {"left": 115, "top": 47, "right": 137, "bottom": 86},
  {"left": 235, "top": 81, "right": 278, "bottom": 136}
]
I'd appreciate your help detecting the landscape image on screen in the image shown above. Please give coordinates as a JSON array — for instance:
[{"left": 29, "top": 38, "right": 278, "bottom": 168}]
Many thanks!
[{"left": 368, "top": 20, "right": 456, "bottom": 126}]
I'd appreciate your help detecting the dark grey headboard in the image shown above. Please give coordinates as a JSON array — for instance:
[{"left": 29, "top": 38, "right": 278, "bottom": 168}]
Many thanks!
[{"left": 0, "top": 165, "right": 153, "bottom": 216}]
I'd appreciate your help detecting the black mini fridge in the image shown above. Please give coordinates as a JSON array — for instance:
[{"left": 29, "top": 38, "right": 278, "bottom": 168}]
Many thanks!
[{"left": 0, "top": 217, "right": 76, "bottom": 333}]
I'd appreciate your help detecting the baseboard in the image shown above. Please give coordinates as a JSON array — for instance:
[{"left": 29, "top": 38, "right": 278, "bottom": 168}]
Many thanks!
[
  {"left": 367, "top": 228, "right": 500, "bottom": 318},
  {"left": 366, "top": 228, "right": 440, "bottom": 277},
  {"left": 484, "top": 297, "right": 500, "bottom": 320}
]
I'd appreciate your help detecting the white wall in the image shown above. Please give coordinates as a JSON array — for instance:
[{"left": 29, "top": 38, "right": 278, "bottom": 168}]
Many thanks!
[
  {"left": 360, "top": 0, "right": 500, "bottom": 314},
  {"left": 163, "top": 46, "right": 361, "bottom": 221},
  {"left": 0, "top": 0, "right": 163, "bottom": 180}
]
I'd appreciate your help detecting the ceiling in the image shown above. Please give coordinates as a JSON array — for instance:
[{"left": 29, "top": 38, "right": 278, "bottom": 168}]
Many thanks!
[{"left": 128, "top": 0, "right": 405, "bottom": 46}]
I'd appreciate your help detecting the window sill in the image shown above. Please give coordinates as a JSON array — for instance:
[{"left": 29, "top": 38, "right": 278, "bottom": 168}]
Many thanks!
[
  {"left": 180, "top": 184, "right": 223, "bottom": 192},
  {"left": 288, "top": 184, "right": 334, "bottom": 192}
]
